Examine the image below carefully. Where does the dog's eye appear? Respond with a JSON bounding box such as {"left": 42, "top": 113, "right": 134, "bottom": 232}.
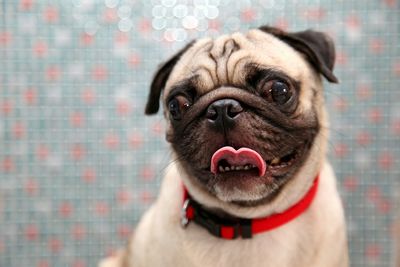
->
{"left": 264, "top": 81, "right": 292, "bottom": 105}
{"left": 271, "top": 81, "right": 291, "bottom": 104}
{"left": 168, "top": 95, "right": 191, "bottom": 120}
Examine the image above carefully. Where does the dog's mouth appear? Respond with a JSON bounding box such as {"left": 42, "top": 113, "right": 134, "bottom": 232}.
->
{"left": 210, "top": 146, "right": 302, "bottom": 176}
{"left": 210, "top": 147, "right": 266, "bottom": 176}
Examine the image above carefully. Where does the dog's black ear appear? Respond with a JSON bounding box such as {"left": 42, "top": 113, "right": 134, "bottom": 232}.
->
{"left": 145, "top": 41, "right": 195, "bottom": 115}
{"left": 259, "top": 26, "right": 338, "bottom": 83}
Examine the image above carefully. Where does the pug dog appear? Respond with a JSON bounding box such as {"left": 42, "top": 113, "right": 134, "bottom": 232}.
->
{"left": 100, "top": 25, "right": 349, "bottom": 267}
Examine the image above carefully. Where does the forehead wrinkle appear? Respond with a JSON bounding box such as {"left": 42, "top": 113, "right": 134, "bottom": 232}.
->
{"left": 193, "top": 67, "right": 217, "bottom": 94}
{"left": 227, "top": 52, "right": 251, "bottom": 85}
{"left": 191, "top": 39, "right": 213, "bottom": 59}
{"left": 209, "top": 34, "right": 232, "bottom": 60}
{"left": 189, "top": 33, "right": 251, "bottom": 92}
{"left": 188, "top": 41, "right": 219, "bottom": 87}
{"left": 209, "top": 35, "right": 238, "bottom": 85}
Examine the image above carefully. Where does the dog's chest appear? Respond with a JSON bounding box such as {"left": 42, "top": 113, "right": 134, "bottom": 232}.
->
{"left": 171, "top": 215, "right": 316, "bottom": 267}
{"left": 148, "top": 204, "right": 341, "bottom": 267}
{"left": 138, "top": 205, "right": 320, "bottom": 267}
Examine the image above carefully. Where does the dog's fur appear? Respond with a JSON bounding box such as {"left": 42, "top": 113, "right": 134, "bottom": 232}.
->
{"left": 100, "top": 26, "right": 349, "bottom": 267}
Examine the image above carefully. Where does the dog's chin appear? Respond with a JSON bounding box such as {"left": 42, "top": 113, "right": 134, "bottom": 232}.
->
{"left": 213, "top": 175, "right": 278, "bottom": 205}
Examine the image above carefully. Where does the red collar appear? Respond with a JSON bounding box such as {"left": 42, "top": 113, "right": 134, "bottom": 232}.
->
{"left": 181, "top": 175, "right": 319, "bottom": 239}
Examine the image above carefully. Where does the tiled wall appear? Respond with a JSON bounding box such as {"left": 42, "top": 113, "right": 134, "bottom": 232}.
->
{"left": 0, "top": 0, "right": 399, "bottom": 266}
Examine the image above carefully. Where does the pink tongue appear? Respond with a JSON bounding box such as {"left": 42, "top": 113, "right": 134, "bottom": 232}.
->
{"left": 210, "top": 146, "right": 266, "bottom": 176}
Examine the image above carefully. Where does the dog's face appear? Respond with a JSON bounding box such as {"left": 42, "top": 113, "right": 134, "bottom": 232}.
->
{"left": 145, "top": 26, "right": 337, "bottom": 206}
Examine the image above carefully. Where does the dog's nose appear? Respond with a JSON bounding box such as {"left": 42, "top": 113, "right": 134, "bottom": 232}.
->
{"left": 206, "top": 99, "right": 243, "bottom": 130}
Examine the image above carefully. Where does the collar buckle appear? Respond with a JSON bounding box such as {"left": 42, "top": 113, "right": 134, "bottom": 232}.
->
{"left": 239, "top": 218, "right": 252, "bottom": 239}
{"left": 194, "top": 207, "right": 228, "bottom": 237}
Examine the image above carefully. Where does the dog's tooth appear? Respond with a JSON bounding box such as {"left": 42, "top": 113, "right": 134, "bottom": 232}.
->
{"left": 219, "top": 166, "right": 224, "bottom": 172}
{"left": 225, "top": 166, "right": 230, "bottom": 171}
{"left": 271, "top": 158, "right": 281, "bottom": 165}
{"left": 236, "top": 166, "right": 243, "bottom": 170}
{"left": 244, "top": 165, "right": 249, "bottom": 170}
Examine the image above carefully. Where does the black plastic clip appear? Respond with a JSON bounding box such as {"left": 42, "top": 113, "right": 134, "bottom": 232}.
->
{"left": 240, "top": 219, "right": 252, "bottom": 239}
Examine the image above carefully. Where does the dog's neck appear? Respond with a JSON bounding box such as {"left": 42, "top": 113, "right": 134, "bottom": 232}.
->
{"left": 181, "top": 174, "right": 320, "bottom": 239}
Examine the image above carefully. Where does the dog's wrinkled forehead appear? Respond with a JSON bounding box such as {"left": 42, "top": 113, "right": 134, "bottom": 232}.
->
{"left": 163, "top": 29, "right": 315, "bottom": 99}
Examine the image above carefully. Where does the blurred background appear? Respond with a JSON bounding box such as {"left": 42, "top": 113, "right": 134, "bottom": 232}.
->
{"left": 0, "top": 0, "right": 399, "bottom": 266}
